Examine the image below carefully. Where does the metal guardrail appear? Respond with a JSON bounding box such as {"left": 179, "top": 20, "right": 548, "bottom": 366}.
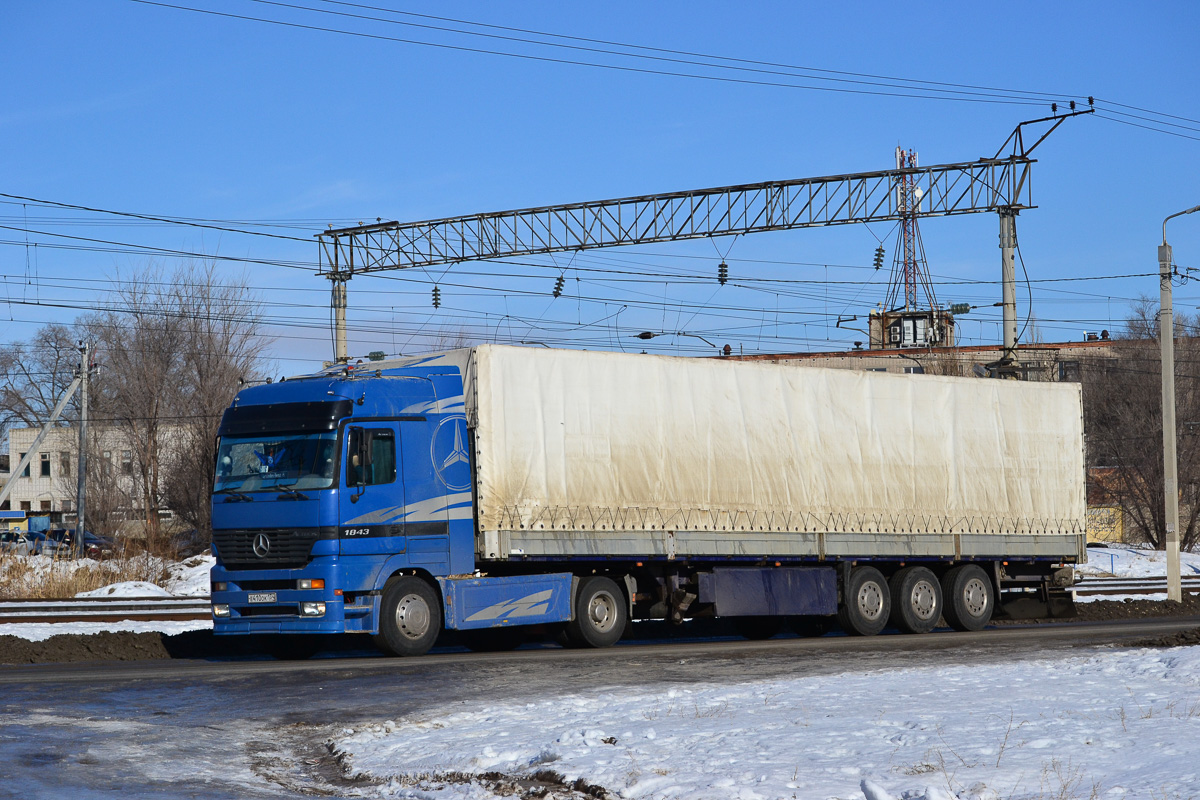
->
{"left": 0, "top": 596, "right": 212, "bottom": 624}
{"left": 1073, "top": 576, "right": 1200, "bottom": 598}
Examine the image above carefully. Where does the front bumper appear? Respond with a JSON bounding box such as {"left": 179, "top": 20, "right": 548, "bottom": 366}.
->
{"left": 210, "top": 560, "right": 379, "bottom": 635}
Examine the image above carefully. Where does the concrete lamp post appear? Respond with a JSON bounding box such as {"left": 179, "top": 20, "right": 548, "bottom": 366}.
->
{"left": 1160, "top": 204, "right": 1200, "bottom": 603}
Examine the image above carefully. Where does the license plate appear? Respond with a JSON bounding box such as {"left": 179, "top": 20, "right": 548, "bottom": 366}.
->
{"left": 247, "top": 592, "right": 277, "bottom": 604}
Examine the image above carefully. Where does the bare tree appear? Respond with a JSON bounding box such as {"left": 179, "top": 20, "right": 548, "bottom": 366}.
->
{"left": 1083, "top": 299, "right": 1200, "bottom": 550}
{"left": 160, "top": 263, "right": 269, "bottom": 535}
{"left": 0, "top": 324, "right": 83, "bottom": 438}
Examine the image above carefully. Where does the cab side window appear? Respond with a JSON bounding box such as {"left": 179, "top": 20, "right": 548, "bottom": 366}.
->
{"left": 346, "top": 428, "right": 396, "bottom": 487}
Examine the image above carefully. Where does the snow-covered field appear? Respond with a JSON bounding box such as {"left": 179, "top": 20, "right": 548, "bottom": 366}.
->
{"left": 1076, "top": 545, "right": 1200, "bottom": 578}
{"left": 335, "top": 647, "right": 1200, "bottom": 800}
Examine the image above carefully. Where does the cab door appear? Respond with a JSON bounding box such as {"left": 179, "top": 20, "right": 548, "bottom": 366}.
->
{"left": 338, "top": 423, "right": 405, "bottom": 556}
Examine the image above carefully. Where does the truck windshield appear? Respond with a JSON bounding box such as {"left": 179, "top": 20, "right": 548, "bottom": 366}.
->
{"left": 214, "top": 432, "right": 338, "bottom": 493}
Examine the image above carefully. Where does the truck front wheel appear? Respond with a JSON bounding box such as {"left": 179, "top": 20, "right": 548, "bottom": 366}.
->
{"left": 565, "top": 576, "right": 627, "bottom": 648}
{"left": 374, "top": 576, "right": 442, "bottom": 657}
{"left": 837, "top": 566, "right": 890, "bottom": 636}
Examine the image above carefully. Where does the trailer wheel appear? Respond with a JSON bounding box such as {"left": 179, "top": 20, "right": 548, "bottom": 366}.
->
{"left": 888, "top": 566, "right": 942, "bottom": 634}
{"left": 565, "top": 576, "right": 627, "bottom": 648}
{"left": 733, "top": 616, "right": 784, "bottom": 640}
{"left": 941, "top": 565, "right": 993, "bottom": 631}
{"left": 837, "top": 566, "right": 890, "bottom": 636}
{"left": 374, "top": 576, "right": 442, "bottom": 657}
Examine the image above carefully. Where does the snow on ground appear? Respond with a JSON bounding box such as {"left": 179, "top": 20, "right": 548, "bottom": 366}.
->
{"left": 1081, "top": 544, "right": 1200, "bottom": 578}
{"left": 0, "top": 619, "right": 211, "bottom": 641}
{"left": 335, "top": 646, "right": 1200, "bottom": 800}
{"left": 0, "top": 552, "right": 215, "bottom": 640}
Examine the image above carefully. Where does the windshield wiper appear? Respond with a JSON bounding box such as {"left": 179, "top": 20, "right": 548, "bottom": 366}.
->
{"left": 276, "top": 482, "right": 310, "bottom": 501}
{"left": 215, "top": 488, "right": 253, "bottom": 502}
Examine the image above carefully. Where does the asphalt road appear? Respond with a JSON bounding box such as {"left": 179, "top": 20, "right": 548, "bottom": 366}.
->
{"left": 0, "top": 617, "right": 1196, "bottom": 799}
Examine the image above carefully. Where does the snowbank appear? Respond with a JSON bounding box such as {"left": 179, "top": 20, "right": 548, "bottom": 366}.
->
{"left": 76, "top": 581, "right": 174, "bottom": 598}
{"left": 335, "top": 647, "right": 1200, "bottom": 800}
{"left": 165, "top": 554, "right": 215, "bottom": 596}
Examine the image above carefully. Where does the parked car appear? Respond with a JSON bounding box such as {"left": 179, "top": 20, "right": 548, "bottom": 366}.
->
{"left": 0, "top": 530, "right": 32, "bottom": 555}
{"left": 25, "top": 530, "right": 69, "bottom": 556}
{"left": 81, "top": 531, "right": 117, "bottom": 559}
{"left": 44, "top": 529, "right": 117, "bottom": 559}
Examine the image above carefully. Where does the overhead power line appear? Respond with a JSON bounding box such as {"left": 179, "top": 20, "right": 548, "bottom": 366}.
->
{"left": 127, "top": 0, "right": 1055, "bottom": 106}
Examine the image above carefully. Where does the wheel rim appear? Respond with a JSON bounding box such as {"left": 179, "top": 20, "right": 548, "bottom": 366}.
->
{"left": 394, "top": 592, "right": 431, "bottom": 640}
{"left": 856, "top": 581, "right": 885, "bottom": 621}
{"left": 587, "top": 590, "right": 618, "bottom": 633}
{"left": 909, "top": 580, "right": 938, "bottom": 621}
{"left": 962, "top": 577, "right": 989, "bottom": 617}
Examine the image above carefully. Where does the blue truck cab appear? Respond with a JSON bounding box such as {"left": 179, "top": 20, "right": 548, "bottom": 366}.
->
{"left": 209, "top": 355, "right": 577, "bottom": 656}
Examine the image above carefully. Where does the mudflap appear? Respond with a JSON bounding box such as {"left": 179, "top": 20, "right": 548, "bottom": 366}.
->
{"left": 998, "top": 589, "right": 1078, "bottom": 620}
{"left": 438, "top": 573, "right": 575, "bottom": 630}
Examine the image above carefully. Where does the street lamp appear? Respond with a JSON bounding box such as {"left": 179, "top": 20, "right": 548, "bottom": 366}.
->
{"left": 1160, "top": 204, "right": 1200, "bottom": 603}
{"left": 635, "top": 331, "right": 719, "bottom": 349}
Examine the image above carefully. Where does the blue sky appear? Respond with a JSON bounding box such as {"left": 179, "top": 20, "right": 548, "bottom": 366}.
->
{"left": 3, "top": 1, "right": 1199, "bottom": 370}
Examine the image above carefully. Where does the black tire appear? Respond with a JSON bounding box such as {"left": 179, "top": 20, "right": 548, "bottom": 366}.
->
{"left": 888, "top": 566, "right": 943, "bottom": 634}
{"left": 837, "top": 566, "right": 890, "bottom": 636}
{"left": 732, "top": 616, "right": 784, "bottom": 640}
{"left": 941, "top": 564, "right": 994, "bottom": 631}
{"left": 565, "top": 576, "right": 627, "bottom": 648}
{"left": 461, "top": 627, "right": 522, "bottom": 652}
{"left": 373, "top": 576, "right": 442, "bottom": 656}
{"left": 788, "top": 615, "right": 834, "bottom": 638}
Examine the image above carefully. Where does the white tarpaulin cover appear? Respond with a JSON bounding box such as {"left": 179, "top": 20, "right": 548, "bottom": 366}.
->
{"left": 467, "top": 345, "right": 1085, "bottom": 538}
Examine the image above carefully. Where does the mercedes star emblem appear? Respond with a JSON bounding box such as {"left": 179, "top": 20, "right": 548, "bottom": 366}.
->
{"left": 252, "top": 532, "right": 271, "bottom": 558}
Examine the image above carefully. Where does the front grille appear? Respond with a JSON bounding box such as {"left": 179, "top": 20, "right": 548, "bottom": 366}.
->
{"left": 213, "top": 527, "right": 334, "bottom": 570}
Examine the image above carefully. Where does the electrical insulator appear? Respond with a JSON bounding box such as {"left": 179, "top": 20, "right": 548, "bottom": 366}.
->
{"left": 873, "top": 245, "right": 885, "bottom": 270}
{"left": 553, "top": 275, "right": 565, "bottom": 298}
{"left": 717, "top": 262, "right": 728, "bottom": 285}
{"left": 432, "top": 285, "right": 441, "bottom": 309}
{"left": 950, "top": 302, "right": 970, "bottom": 315}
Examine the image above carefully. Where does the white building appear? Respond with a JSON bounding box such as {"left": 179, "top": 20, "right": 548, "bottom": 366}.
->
{"left": 1, "top": 425, "right": 181, "bottom": 529}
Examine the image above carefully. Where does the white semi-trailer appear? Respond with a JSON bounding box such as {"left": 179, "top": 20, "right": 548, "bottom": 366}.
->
{"left": 211, "top": 345, "right": 1085, "bottom": 655}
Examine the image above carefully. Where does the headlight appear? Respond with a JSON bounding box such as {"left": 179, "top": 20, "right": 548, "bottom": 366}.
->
{"left": 296, "top": 579, "right": 325, "bottom": 590}
{"left": 212, "top": 604, "right": 230, "bottom": 617}
{"left": 300, "top": 602, "right": 326, "bottom": 617}
{"left": 212, "top": 581, "right": 227, "bottom": 592}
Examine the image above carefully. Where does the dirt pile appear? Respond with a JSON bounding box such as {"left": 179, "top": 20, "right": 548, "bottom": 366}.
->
{"left": 0, "top": 631, "right": 170, "bottom": 664}
{"left": 1074, "top": 595, "right": 1200, "bottom": 622}
{"left": 1126, "top": 627, "right": 1200, "bottom": 648}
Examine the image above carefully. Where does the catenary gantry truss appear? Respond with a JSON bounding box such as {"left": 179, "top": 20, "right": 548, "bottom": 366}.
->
{"left": 318, "top": 157, "right": 1034, "bottom": 275}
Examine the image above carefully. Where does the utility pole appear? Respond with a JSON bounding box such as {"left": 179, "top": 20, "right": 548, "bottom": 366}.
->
{"left": 999, "top": 208, "right": 1020, "bottom": 374}
{"left": 330, "top": 274, "right": 349, "bottom": 364}
{"left": 74, "top": 341, "right": 90, "bottom": 558}
{"left": 1160, "top": 204, "right": 1200, "bottom": 603}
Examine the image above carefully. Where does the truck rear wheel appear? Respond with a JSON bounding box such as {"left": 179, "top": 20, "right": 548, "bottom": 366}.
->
{"left": 941, "top": 564, "right": 993, "bottom": 631}
{"left": 565, "top": 576, "right": 627, "bottom": 648}
{"left": 374, "top": 576, "right": 442, "bottom": 657}
{"left": 888, "top": 566, "right": 942, "bottom": 634}
{"left": 837, "top": 566, "right": 890, "bottom": 636}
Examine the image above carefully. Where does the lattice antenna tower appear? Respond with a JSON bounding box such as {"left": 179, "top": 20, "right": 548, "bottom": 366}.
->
{"left": 883, "top": 147, "right": 940, "bottom": 312}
